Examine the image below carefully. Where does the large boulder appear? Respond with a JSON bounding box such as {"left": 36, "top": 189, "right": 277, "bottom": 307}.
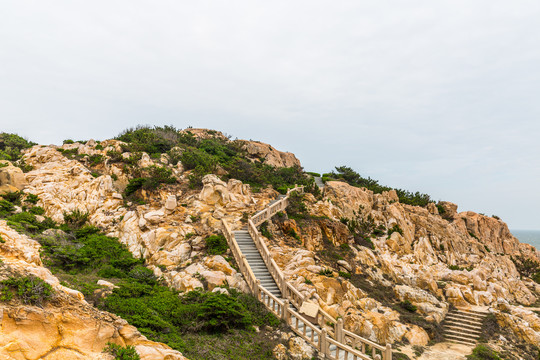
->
{"left": 0, "top": 161, "right": 28, "bottom": 192}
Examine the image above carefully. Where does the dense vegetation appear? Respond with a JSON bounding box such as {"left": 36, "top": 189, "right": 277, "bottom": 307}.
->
{"left": 466, "top": 344, "right": 502, "bottom": 360}
{"left": 116, "top": 125, "right": 316, "bottom": 193}
{"left": 0, "top": 190, "right": 281, "bottom": 359}
{"left": 0, "top": 132, "right": 36, "bottom": 162}
{"left": 328, "top": 166, "right": 433, "bottom": 207}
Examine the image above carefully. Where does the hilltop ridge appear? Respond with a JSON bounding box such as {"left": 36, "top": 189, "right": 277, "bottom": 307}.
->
{"left": 0, "top": 126, "right": 539, "bottom": 359}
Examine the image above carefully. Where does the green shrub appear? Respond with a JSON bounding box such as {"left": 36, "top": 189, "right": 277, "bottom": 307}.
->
{"left": 436, "top": 204, "right": 446, "bottom": 215}
{"left": 0, "top": 199, "right": 15, "bottom": 213}
{"left": 466, "top": 344, "right": 501, "bottom": 360}
{"left": 400, "top": 300, "right": 417, "bottom": 313}
{"left": 387, "top": 224, "right": 403, "bottom": 237}
{"left": 0, "top": 133, "right": 36, "bottom": 161}
{"left": 7, "top": 212, "right": 55, "bottom": 234}
{"left": 260, "top": 221, "right": 273, "bottom": 239}
{"left": 0, "top": 234, "right": 5, "bottom": 244}
{"left": 88, "top": 154, "right": 104, "bottom": 166}
{"left": 63, "top": 139, "right": 74, "bottom": 144}
{"left": 331, "top": 166, "right": 432, "bottom": 207}
{"left": 63, "top": 209, "right": 89, "bottom": 229}
{"left": 306, "top": 172, "right": 321, "bottom": 177}
{"left": 205, "top": 235, "right": 228, "bottom": 255}
{"left": 305, "top": 278, "right": 313, "bottom": 285}
{"left": 338, "top": 271, "right": 351, "bottom": 279}
{"left": 2, "top": 191, "right": 22, "bottom": 205}
{"left": 286, "top": 192, "right": 308, "bottom": 219}
{"left": 124, "top": 178, "right": 146, "bottom": 197}
{"left": 318, "top": 268, "right": 333, "bottom": 277}
{"left": 24, "top": 193, "right": 40, "bottom": 205}
{"left": 104, "top": 343, "right": 140, "bottom": 360}
{"left": 0, "top": 275, "right": 53, "bottom": 306}
{"left": 29, "top": 206, "right": 45, "bottom": 215}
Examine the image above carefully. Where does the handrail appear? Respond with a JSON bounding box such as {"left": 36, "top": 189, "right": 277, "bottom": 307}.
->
{"left": 221, "top": 185, "right": 391, "bottom": 360}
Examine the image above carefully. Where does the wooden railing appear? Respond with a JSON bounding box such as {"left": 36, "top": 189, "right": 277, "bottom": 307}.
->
{"left": 221, "top": 186, "right": 392, "bottom": 360}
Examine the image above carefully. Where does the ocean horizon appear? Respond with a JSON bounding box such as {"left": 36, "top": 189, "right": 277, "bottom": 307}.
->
{"left": 512, "top": 229, "right": 540, "bottom": 250}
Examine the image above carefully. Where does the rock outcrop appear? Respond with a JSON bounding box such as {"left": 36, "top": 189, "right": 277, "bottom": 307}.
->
{"left": 0, "top": 221, "right": 187, "bottom": 360}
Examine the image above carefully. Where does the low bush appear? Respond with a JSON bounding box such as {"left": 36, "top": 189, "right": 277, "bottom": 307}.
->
{"left": 400, "top": 300, "right": 417, "bottom": 313}
{"left": 338, "top": 271, "right": 351, "bottom": 279}
{"left": 466, "top": 344, "right": 502, "bottom": 360}
{"left": 0, "top": 275, "right": 53, "bottom": 306}
{"left": 104, "top": 343, "right": 140, "bottom": 360}
{"left": 205, "top": 235, "right": 228, "bottom": 255}
{"left": 0, "top": 132, "right": 36, "bottom": 161}
{"left": 331, "top": 166, "right": 433, "bottom": 207}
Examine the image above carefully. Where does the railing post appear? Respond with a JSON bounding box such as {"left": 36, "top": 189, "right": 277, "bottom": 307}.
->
{"left": 255, "top": 279, "right": 261, "bottom": 300}
{"left": 336, "top": 318, "right": 344, "bottom": 342}
{"left": 375, "top": 355, "right": 381, "bottom": 360}
{"left": 282, "top": 300, "right": 289, "bottom": 323}
{"left": 385, "top": 344, "right": 392, "bottom": 360}
{"left": 320, "top": 329, "right": 327, "bottom": 358}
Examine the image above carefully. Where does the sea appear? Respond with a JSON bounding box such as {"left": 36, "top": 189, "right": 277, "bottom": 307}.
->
{"left": 512, "top": 230, "right": 540, "bottom": 250}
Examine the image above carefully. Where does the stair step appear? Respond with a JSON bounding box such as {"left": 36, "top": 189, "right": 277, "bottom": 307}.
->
{"left": 444, "top": 320, "right": 482, "bottom": 331}
{"left": 446, "top": 315, "right": 482, "bottom": 326}
{"left": 444, "top": 325, "right": 481, "bottom": 335}
{"left": 447, "top": 312, "right": 484, "bottom": 322}
{"left": 444, "top": 333, "right": 477, "bottom": 345}
{"left": 445, "top": 329, "right": 479, "bottom": 339}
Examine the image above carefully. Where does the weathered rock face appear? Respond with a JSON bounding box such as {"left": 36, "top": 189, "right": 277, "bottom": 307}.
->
{"left": 0, "top": 161, "right": 28, "bottom": 194}
{"left": 261, "top": 180, "right": 540, "bottom": 347}
{"left": 238, "top": 140, "right": 301, "bottom": 168}
{"left": 0, "top": 222, "right": 187, "bottom": 360}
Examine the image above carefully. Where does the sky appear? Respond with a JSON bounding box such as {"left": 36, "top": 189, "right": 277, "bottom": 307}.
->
{"left": 1, "top": 1, "right": 539, "bottom": 230}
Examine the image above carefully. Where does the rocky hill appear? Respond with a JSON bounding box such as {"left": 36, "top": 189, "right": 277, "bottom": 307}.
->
{"left": 0, "top": 126, "right": 539, "bottom": 359}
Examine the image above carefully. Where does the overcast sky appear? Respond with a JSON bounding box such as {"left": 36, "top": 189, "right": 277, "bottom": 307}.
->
{"left": 1, "top": 1, "right": 539, "bottom": 230}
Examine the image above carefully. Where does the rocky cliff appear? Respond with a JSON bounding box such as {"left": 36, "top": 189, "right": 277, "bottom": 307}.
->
{"left": 0, "top": 127, "right": 539, "bottom": 359}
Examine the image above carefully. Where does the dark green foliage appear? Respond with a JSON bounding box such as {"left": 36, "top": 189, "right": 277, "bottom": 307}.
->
{"left": 29, "top": 206, "right": 45, "bottom": 215}
{"left": 117, "top": 125, "right": 182, "bottom": 155}
{"left": 436, "top": 204, "right": 446, "bottom": 215}
{"left": 318, "top": 268, "right": 334, "bottom": 277}
{"left": 0, "top": 199, "right": 15, "bottom": 213}
{"left": 0, "top": 275, "right": 53, "bottom": 306}
{"left": 466, "top": 344, "right": 502, "bottom": 360}
{"left": 88, "top": 154, "right": 104, "bottom": 166}
{"left": 2, "top": 191, "right": 22, "bottom": 205}
{"left": 42, "top": 233, "right": 141, "bottom": 272}
{"left": 388, "top": 224, "right": 403, "bottom": 237}
{"left": 63, "top": 139, "right": 74, "bottom": 144}
{"left": 306, "top": 172, "right": 321, "bottom": 177}
{"left": 0, "top": 133, "right": 36, "bottom": 161}
{"left": 286, "top": 192, "right": 308, "bottom": 220}
{"left": 63, "top": 209, "right": 89, "bottom": 229}
{"left": 400, "top": 300, "right": 417, "bottom": 312}
{"left": 260, "top": 221, "right": 273, "bottom": 239}
{"left": 104, "top": 343, "right": 140, "bottom": 360}
{"left": 332, "top": 166, "right": 433, "bottom": 207}
{"left": 511, "top": 256, "right": 540, "bottom": 283}
{"left": 117, "top": 125, "right": 312, "bottom": 193}
{"left": 124, "top": 178, "right": 146, "bottom": 197}
{"left": 205, "top": 235, "right": 228, "bottom": 255}
{"left": 305, "top": 278, "right": 313, "bottom": 285}
{"left": 338, "top": 271, "right": 351, "bottom": 279}
{"left": 342, "top": 206, "right": 376, "bottom": 248}
{"left": 469, "top": 232, "right": 479, "bottom": 240}
{"left": 24, "top": 193, "right": 40, "bottom": 205}
{"left": 0, "top": 234, "right": 5, "bottom": 243}
{"left": 123, "top": 166, "right": 177, "bottom": 197}
{"left": 7, "top": 212, "right": 54, "bottom": 234}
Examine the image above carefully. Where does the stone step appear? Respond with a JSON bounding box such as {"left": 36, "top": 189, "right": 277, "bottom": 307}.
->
{"left": 444, "top": 324, "right": 481, "bottom": 335}
{"left": 446, "top": 315, "right": 483, "bottom": 326}
{"left": 444, "top": 333, "right": 477, "bottom": 345}
{"left": 448, "top": 310, "right": 485, "bottom": 322}
{"left": 456, "top": 308, "right": 489, "bottom": 316}
{"left": 455, "top": 309, "right": 487, "bottom": 320}
{"left": 444, "top": 320, "right": 482, "bottom": 331}
{"left": 445, "top": 329, "right": 479, "bottom": 340}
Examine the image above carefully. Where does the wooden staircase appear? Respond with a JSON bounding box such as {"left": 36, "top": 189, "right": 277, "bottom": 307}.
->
{"left": 222, "top": 187, "right": 392, "bottom": 360}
